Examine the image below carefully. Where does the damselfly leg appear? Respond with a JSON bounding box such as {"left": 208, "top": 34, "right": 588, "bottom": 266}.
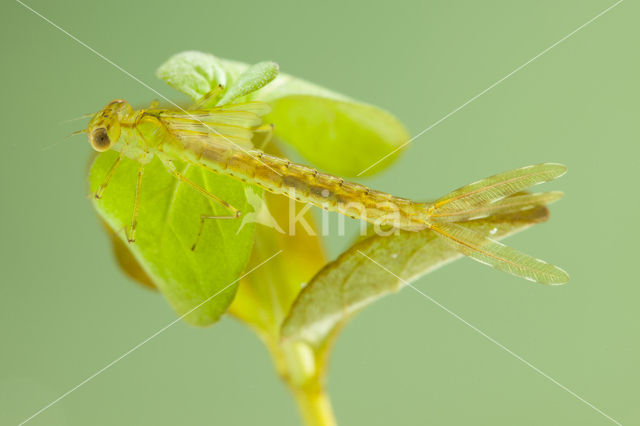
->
{"left": 127, "top": 164, "right": 145, "bottom": 243}
{"left": 160, "top": 157, "right": 241, "bottom": 250}
{"left": 94, "top": 155, "right": 122, "bottom": 199}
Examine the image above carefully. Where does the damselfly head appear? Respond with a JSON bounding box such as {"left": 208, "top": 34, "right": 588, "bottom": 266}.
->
{"left": 87, "top": 99, "right": 132, "bottom": 152}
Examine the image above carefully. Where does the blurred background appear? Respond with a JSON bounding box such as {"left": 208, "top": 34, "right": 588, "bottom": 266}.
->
{"left": 1, "top": 0, "right": 638, "bottom": 424}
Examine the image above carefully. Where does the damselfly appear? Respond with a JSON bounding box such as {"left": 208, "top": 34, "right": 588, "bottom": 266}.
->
{"left": 83, "top": 98, "right": 568, "bottom": 284}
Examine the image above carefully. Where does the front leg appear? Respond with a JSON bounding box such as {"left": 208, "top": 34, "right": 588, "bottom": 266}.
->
{"left": 94, "top": 154, "right": 122, "bottom": 199}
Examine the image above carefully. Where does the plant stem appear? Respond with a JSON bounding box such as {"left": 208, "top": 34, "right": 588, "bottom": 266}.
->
{"left": 291, "top": 386, "right": 336, "bottom": 426}
{"left": 267, "top": 338, "right": 337, "bottom": 426}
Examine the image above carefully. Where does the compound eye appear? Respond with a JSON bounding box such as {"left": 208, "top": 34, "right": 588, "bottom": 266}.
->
{"left": 90, "top": 128, "right": 111, "bottom": 151}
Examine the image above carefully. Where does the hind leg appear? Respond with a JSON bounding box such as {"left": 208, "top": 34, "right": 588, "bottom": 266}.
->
{"left": 159, "top": 156, "right": 242, "bottom": 250}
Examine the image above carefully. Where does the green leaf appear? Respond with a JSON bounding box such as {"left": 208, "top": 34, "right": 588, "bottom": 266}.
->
{"left": 281, "top": 206, "right": 551, "bottom": 347}
{"left": 156, "top": 51, "right": 409, "bottom": 177}
{"left": 155, "top": 51, "right": 244, "bottom": 101}
{"left": 217, "top": 61, "right": 279, "bottom": 106}
{"left": 99, "top": 218, "right": 156, "bottom": 290}
{"left": 265, "top": 95, "right": 409, "bottom": 177}
{"left": 89, "top": 150, "right": 259, "bottom": 326}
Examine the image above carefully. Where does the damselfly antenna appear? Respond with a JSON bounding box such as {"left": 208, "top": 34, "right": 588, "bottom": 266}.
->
{"left": 70, "top": 128, "right": 88, "bottom": 136}
{"left": 59, "top": 113, "right": 94, "bottom": 124}
{"left": 41, "top": 128, "right": 88, "bottom": 151}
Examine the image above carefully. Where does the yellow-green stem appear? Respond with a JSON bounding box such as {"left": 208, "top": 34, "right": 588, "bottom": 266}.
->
{"left": 291, "top": 386, "right": 336, "bottom": 426}
{"left": 267, "top": 338, "right": 337, "bottom": 426}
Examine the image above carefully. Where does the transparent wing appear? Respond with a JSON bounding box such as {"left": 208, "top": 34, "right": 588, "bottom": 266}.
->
{"left": 430, "top": 222, "right": 569, "bottom": 284}
{"left": 217, "top": 102, "right": 272, "bottom": 116}
{"left": 430, "top": 191, "right": 564, "bottom": 223}
{"left": 159, "top": 102, "right": 271, "bottom": 150}
{"left": 431, "top": 164, "right": 567, "bottom": 217}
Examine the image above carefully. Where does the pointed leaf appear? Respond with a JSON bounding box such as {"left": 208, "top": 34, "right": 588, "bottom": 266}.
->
{"left": 281, "top": 206, "right": 552, "bottom": 347}
{"left": 218, "top": 61, "right": 279, "bottom": 106}
{"left": 89, "top": 150, "right": 259, "bottom": 326}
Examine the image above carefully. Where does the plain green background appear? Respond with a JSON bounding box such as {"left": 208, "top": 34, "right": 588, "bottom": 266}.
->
{"left": 1, "top": 0, "right": 638, "bottom": 424}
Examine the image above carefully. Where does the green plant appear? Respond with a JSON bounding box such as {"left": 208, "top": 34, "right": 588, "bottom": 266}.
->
{"left": 88, "top": 51, "right": 562, "bottom": 425}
